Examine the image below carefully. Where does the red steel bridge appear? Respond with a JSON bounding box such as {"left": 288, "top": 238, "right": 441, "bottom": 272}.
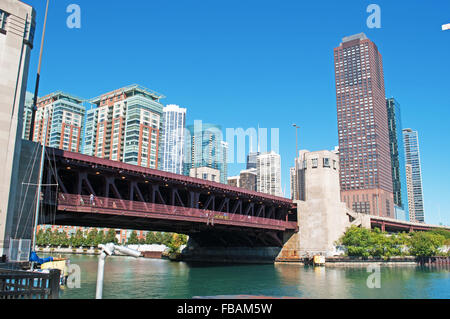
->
{"left": 38, "top": 148, "right": 446, "bottom": 249}
{"left": 40, "top": 148, "right": 298, "bottom": 248}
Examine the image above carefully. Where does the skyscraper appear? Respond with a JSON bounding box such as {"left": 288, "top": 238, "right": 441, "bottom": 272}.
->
{"left": 0, "top": 0, "right": 36, "bottom": 256}
{"left": 246, "top": 152, "right": 260, "bottom": 170}
{"left": 405, "top": 164, "right": 416, "bottom": 222}
{"left": 83, "top": 85, "right": 164, "bottom": 169}
{"left": 22, "top": 91, "right": 34, "bottom": 140}
{"left": 183, "top": 121, "right": 228, "bottom": 184}
{"left": 239, "top": 168, "right": 257, "bottom": 192}
{"left": 386, "top": 98, "right": 409, "bottom": 220}
{"left": 334, "top": 33, "right": 394, "bottom": 217}
{"left": 159, "top": 104, "right": 186, "bottom": 175}
{"left": 256, "top": 151, "right": 282, "bottom": 197}
{"left": 32, "top": 92, "right": 85, "bottom": 153}
{"left": 290, "top": 167, "right": 297, "bottom": 200}
{"left": 403, "top": 128, "right": 425, "bottom": 223}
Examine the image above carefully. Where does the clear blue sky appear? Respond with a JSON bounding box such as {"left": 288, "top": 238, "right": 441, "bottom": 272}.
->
{"left": 24, "top": 0, "right": 450, "bottom": 225}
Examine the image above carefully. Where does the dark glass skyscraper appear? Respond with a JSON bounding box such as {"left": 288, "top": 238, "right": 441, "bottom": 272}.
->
{"left": 334, "top": 33, "right": 394, "bottom": 217}
{"left": 386, "top": 98, "right": 409, "bottom": 221}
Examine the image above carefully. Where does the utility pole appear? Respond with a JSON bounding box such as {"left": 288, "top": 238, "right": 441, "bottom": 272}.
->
{"left": 29, "top": 0, "right": 50, "bottom": 141}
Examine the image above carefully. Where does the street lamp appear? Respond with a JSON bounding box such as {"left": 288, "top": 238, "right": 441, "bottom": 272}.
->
{"left": 292, "top": 124, "right": 300, "bottom": 201}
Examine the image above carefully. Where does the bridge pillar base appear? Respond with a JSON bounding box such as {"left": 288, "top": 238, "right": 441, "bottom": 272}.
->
{"left": 181, "top": 239, "right": 282, "bottom": 263}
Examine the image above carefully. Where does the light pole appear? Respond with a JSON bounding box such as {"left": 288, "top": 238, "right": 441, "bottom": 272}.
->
{"left": 293, "top": 124, "right": 300, "bottom": 201}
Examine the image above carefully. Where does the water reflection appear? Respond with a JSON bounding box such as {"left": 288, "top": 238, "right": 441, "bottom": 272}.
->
{"left": 59, "top": 255, "right": 450, "bottom": 299}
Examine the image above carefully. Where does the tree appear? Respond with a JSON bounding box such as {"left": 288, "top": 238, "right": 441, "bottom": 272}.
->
{"left": 71, "top": 229, "right": 86, "bottom": 248}
{"left": 86, "top": 229, "right": 98, "bottom": 247}
{"left": 338, "top": 226, "right": 408, "bottom": 259}
{"left": 50, "top": 230, "right": 61, "bottom": 247}
{"left": 167, "top": 234, "right": 189, "bottom": 254}
{"left": 105, "top": 229, "right": 118, "bottom": 244}
{"left": 95, "top": 230, "right": 105, "bottom": 246}
{"left": 127, "top": 230, "right": 139, "bottom": 245}
{"left": 36, "top": 229, "right": 45, "bottom": 247}
{"left": 409, "top": 232, "right": 445, "bottom": 257}
{"left": 58, "top": 231, "right": 69, "bottom": 247}
{"left": 145, "top": 232, "right": 157, "bottom": 244}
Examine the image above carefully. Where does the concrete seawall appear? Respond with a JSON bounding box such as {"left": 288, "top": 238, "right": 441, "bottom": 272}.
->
{"left": 180, "top": 246, "right": 282, "bottom": 264}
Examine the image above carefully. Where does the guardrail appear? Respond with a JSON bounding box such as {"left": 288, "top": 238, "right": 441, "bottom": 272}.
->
{"left": 58, "top": 193, "right": 298, "bottom": 231}
{"left": 0, "top": 268, "right": 60, "bottom": 299}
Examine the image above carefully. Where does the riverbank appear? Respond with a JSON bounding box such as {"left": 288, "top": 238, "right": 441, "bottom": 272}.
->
{"left": 275, "top": 256, "right": 450, "bottom": 267}
{"left": 36, "top": 246, "right": 168, "bottom": 259}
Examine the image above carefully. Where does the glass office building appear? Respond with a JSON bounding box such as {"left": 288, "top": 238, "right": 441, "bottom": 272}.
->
{"left": 183, "top": 121, "right": 227, "bottom": 184}
{"left": 403, "top": 128, "right": 425, "bottom": 223}
{"left": 386, "top": 98, "right": 409, "bottom": 221}
{"left": 159, "top": 104, "right": 186, "bottom": 175}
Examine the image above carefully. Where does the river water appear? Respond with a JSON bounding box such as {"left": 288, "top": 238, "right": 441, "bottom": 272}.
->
{"left": 58, "top": 254, "right": 450, "bottom": 299}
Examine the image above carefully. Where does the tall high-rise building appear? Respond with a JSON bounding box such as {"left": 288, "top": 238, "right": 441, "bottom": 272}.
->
{"left": 256, "top": 151, "right": 282, "bottom": 197}
{"left": 0, "top": 0, "right": 36, "bottom": 256}
{"left": 32, "top": 92, "right": 85, "bottom": 153}
{"left": 334, "top": 33, "right": 394, "bottom": 217}
{"left": 239, "top": 168, "right": 257, "bottom": 192}
{"left": 159, "top": 104, "right": 186, "bottom": 174}
{"left": 183, "top": 122, "right": 228, "bottom": 184}
{"left": 246, "top": 152, "right": 260, "bottom": 170}
{"left": 386, "top": 98, "right": 409, "bottom": 220}
{"left": 22, "top": 91, "right": 34, "bottom": 140}
{"left": 405, "top": 164, "right": 416, "bottom": 222}
{"left": 290, "top": 167, "right": 297, "bottom": 200}
{"left": 83, "top": 85, "right": 164, "bottom": 169}
{"left": 403, "top": 128, "right": 425, "bottom": 223}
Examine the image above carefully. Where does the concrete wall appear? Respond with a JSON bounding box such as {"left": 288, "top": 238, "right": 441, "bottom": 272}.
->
{"left": 0, "top": 0, "right": 35, "bottom": 256}
{"left": 278, "top": 150, "right": 371, "bottom": 260}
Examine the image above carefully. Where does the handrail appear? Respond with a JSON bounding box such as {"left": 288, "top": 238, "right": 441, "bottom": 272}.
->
{"left": 57, "top": 193, "right": 298, "bottom": 231}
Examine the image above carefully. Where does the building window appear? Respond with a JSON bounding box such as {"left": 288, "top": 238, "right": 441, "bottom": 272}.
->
{"left": 323, "top": 158, "right": 330, "bottom": 168}
{"left": 0, "top": 10, "right": 8, "bottom": 33}
{"left": 311, "top": 158, "right": 318, "bottom": 168}
{"left": 333, "top": 160, "right": 337, "bottom": 170}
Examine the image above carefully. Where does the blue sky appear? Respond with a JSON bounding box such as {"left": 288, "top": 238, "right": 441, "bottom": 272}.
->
{"left": 24, "top": 0, "right": 450, "bottom": 225}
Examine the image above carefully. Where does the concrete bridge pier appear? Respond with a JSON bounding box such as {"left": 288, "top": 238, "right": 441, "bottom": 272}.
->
{"left": 180, "top": 237, "right": 284, "bottom": 264}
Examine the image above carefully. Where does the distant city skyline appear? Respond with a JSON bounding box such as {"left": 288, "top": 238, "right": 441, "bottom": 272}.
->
{"left": 23, "top": 0, "right": 450, "bottom": 225}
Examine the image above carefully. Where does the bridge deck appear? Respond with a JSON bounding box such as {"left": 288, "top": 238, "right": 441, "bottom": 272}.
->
{"left": 57, "top": 194, "right": 299, "bottom": 232}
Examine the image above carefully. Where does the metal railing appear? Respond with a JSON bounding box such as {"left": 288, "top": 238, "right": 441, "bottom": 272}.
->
{"left": 0, "top": 268, "right": 60, "bottom": 299}
{"left": 58, "top": 193, "right": 298, "bottom": 231}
